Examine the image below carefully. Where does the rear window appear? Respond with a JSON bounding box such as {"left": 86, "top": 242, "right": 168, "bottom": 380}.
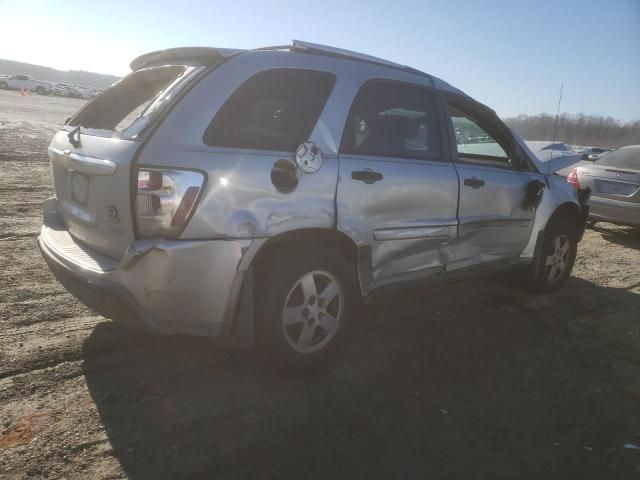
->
{"left": 203, "top": 69, "right": 336, "bottom": 152}
{"left": 67, "top": 65, "right": 189, "bottom": 137}
{"left": 596, "top": 147, "right": 640, "bottom": 170}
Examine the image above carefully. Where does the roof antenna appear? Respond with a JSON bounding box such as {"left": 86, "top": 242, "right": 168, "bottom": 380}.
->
{"left": 548, "top": 83, "right": 564, "bottom": 175}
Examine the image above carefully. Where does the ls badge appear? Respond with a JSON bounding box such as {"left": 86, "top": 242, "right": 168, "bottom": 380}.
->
{"left": 107, "top": 205, "right": 120, "bottom": 224}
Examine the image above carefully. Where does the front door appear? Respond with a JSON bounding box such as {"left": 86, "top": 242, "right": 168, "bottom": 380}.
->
{"left": 444, "top": 97, "right": 537, "bottom": 269}
{"left": 337, "top": 80, "right": 459, "bottom": 293}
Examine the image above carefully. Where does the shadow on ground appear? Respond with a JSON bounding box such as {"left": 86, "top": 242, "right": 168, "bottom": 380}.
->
{"left": 82, "top": 275, "right": 640, "bottom": 479}
{"left": 593, "top": 224, "right": 640, "bottom": 251}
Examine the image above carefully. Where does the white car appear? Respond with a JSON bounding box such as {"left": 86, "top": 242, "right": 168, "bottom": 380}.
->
{"left": 0, "top": 74, "right": 53, "bottom": 94}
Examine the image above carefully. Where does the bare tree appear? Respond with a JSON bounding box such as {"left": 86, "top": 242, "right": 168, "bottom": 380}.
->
{"left": 504, "top": 113, "right": 640, "bottom": 149}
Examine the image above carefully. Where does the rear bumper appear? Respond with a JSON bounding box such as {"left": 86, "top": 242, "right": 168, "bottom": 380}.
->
{"left": 588, "top": 196, "right": 640, "bottom": 227}
{"left": 38, "top": 198, "right": 259, "bottom": 345}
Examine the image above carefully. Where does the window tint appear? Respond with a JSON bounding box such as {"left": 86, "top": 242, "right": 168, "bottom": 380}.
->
{"left": 448, "top": 104, "right": 510, "bottom": 164}
{"left": 595, "top": 147, "right": 640, "bottom": 169}
{"left": 204, "top": 69, "right": 336, "bottom": 152}
{"left": 341, "top": 82, "right": 442, "bottom": 159}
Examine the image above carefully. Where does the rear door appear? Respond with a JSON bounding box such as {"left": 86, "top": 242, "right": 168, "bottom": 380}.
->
{"left": 48, "top": 65, "right": 196, "bottom": 259}
{"left": 337, "top": 80, "right": 459, "bottom": 292}
{"left": 444, "top": 96, "right": 536, "bottom": 269}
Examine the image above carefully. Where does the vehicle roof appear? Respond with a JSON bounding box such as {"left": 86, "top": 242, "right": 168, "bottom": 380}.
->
{"left": 129, "top": 40, "right": 470, "bottom": 98}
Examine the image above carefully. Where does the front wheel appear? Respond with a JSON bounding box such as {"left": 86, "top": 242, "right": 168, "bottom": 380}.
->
{"left": 35, "top": 86, "right": 46, "bottom": 95}
{"left": 256, "top": 246, "right": 356, "bottom": 370}
{"left": 0, "top": 81, "right": 8, "bottom": 89}
{"left": 526, "top": 218, "right": 578, "bottom": 294}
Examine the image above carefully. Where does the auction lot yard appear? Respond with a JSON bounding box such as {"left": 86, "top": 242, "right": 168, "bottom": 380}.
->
{"left": 1, "top": 89, "right": 640, "bottom": 479}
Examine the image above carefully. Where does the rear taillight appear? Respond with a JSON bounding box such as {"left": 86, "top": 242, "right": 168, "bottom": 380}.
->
{"left": 567, "top": 169, "right": 581, "bottom": 190}
{"left": 136, "top": 168, "right": 205, "bottom": 238}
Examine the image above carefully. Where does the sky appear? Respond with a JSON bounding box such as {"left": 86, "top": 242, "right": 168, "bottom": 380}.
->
{"left": 1, "top": 0, "right": 639, "bottom": 121}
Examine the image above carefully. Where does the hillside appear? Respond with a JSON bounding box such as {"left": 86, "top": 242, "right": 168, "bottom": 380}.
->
{"left": 0, "top": 59, "right": 120, "bottom": 89}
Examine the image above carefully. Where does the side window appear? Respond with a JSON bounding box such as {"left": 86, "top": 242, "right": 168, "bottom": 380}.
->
{"left": 204, "top": 69, "right": 336, "bottom": 152}
{"left": 447, "top": 103, "right": 511, "bottom": 166}
{"left": 341, "top": 82, "right": 442, "bottom": 160}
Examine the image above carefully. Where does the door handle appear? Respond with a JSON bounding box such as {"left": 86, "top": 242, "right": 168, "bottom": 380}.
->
{"left": 352, "top": 169, "right": 383, "bottom": 184}
{"left": 464, "top": 177, "right": 485, "bottom": 189}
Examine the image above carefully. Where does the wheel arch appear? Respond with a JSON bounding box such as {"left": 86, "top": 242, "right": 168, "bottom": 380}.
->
{"left": 547, "top": 201, "right": 584, "bottom": 234}
{"left": 250, "top": 228, "right": 361, "bottom": 295}
{"left": 224, "top": 228, "right": 363, "bottom": 348}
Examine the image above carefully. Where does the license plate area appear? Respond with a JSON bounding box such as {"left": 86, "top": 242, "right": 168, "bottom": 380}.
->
{"left": 70, "top": 172, "right": 90, "bottom": 205}
{"left": 595, "top": 179, "right": 638, "bottom": 197}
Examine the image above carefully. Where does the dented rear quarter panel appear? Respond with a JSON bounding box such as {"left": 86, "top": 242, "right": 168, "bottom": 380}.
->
{"left": 137, "top": 51, "right": 348, "bottom": 239}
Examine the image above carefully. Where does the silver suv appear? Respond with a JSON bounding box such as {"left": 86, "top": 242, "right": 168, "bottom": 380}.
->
{"left": 39, "top": 41, "right": 589, "bottom": 367}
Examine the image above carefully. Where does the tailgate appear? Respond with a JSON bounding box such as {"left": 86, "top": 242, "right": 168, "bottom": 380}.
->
{"left": 48, "top": 65, "right": 200, "bottom": 259}
{"left": 49, "top": 134, "right": 139, "bottom": 259}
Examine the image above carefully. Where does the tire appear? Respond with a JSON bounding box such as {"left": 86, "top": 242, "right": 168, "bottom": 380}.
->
{"left": 0, "top": 81, "right": 7, "bottom": 89}
{"left": 256, "top": 245, "right": 357, "bottom": 370}
{"left": 527, "top": 218, "right": 578, "bottom": 294}
{"left": 35, "top": 86, "right": 46, "bottom": 95}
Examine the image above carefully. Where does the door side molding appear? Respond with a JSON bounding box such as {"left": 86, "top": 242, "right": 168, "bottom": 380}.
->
{"left": 373, "top": 223, "right": 456, "bottom": 241}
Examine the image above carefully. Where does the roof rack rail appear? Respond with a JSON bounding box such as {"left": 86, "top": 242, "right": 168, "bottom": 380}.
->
{"left": 290, "top": 40, "right": 430, "bottom": 78}
{"left": 130, "top": 41, "right": 433, "bottom": 80}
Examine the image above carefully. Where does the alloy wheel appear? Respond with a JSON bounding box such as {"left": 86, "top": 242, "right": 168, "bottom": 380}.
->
{"left": 281, "top": 270, "right": 344, "bottom": 354}
{"left": 545, "top": 234, "right": 570, "bottom": 282}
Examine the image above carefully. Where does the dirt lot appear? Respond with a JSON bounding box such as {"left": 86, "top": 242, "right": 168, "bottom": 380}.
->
{"left": 1, "top": 89, "right": 640, "bottom": 479}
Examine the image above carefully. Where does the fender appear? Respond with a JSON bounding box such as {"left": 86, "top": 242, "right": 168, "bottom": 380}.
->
{"left": 520, "top": 173, "right": 583, "bottom": 260}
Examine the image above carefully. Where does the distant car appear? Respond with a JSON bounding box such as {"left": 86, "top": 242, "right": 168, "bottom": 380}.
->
{"left": 54, "top": 83, "right": 102, "bottom": 99}
{"left": 0, "top": 74, "right": 53, "bottom": 94}
{"left": 525, "top": 141, "right": 581, "bottom": 174}
{"left": 579, "top": 147, "right": 612, "bottom": 162}
{"left": 54, "top": 83, "right": 84, "bottom": 99}
{"left": 568, "top": 146, "right": 640, "bottom": 227}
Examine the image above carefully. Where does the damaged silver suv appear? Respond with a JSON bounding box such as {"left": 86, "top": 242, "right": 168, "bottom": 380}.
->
{"left": 39, "top": 41, "right": 589, "bottom": 367}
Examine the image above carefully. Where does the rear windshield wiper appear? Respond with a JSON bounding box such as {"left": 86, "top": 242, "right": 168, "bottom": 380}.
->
{"left": 67, "top": 125, "right": 81, "bottom": 147}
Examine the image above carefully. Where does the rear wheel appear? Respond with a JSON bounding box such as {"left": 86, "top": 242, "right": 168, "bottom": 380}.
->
{"left": 0, "top": 81, "right": 8, "bottom": 89}
{"left": 256, "top": 246, "right": 356, "bottom": 370}
{"left": 527, "top": 218, "right": 578, "bottom": 294}
{"left": 35, "top": 86, "right": 46, "bottom": 95}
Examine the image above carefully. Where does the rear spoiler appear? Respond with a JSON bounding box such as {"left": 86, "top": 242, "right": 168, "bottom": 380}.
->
{"left": 130, "top": 47, "right": 245, "bottom": 71}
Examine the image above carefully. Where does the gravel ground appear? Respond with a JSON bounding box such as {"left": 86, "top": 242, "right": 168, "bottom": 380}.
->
{"left": 1, "top": 89, "right": 639, "bottom": 479}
